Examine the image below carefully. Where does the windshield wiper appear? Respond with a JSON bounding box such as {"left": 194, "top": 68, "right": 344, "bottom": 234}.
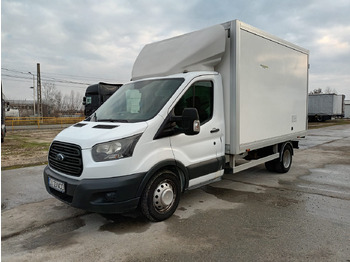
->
{"left": 97, "top": 119, "right": 129, "bottom": 123}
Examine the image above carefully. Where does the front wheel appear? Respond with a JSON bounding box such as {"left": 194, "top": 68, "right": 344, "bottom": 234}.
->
{"left": 140, "top": 170, "right": 181, "bottom": 222}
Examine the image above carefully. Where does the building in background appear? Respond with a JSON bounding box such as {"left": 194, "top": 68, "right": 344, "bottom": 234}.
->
{"left": 6, "top": 100, "right": 52, "bottom": 117}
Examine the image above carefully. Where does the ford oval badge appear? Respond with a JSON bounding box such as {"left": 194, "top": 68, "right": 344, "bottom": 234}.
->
{"left": 56, "top": 153, "right": 65, "bottom": 162}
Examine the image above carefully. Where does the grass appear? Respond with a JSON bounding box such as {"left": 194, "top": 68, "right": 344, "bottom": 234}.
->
{"left": 1, "top": 129, "right": 62, "bottom": 170}
{"left": 1, "top": 135, "right": 51, "bottom": 157}
{"left": 1, "top": 162, "right": 48, "bottom": 171}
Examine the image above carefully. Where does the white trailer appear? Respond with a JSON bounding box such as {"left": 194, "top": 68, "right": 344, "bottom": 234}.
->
{"left": 44, "top": 20, "right": 309, "bottom": 221}
{"left": 5, "top": 108, "right": 20, "bottom": 117}
{"left": 345, "top": 100, "right": 350, "bottom": 118}
{"left": 308, "top": 94, "right": 345, "bottom": 121}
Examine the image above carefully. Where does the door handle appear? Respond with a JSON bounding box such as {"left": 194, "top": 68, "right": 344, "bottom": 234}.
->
{"left": 210, "top": 128, "right": 220, "bottom": 133}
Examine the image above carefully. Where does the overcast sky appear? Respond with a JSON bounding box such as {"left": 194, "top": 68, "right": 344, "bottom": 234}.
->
{"left": 1, "top": 0, "right": 350, "bottom": 101}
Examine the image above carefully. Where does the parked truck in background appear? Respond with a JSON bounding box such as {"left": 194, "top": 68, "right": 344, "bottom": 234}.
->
{"left": 5, "top": 108, "right": 20, "bottom": 117}
{"left": 44, "top": 20, "right": 309, "bottom": 221}
{"left": 308, "top": 94, "right": 345, "bottom": 122}
{"left": 344, "top": 100, "right": 350, "bottom": 118}
{"left": 1, "top": 84, "right": 9, "bottom": 143}
{"left": 83, "top": 82, "right": 122, "bottom": 117}
{"left": 1, "top": 89, "right": 6, "bottom": 143}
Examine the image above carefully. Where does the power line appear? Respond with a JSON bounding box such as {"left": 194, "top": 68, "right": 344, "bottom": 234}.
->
{"left": 2, "top": 72, "right": 92, "bottom": 86}
{"left": 2, "top": 74, "right": 32, "bottom": 80}
{"left": 1, "top": 68, "right": 31, "bottom": 75}
{"left": 1, "top": 67, "right": 119, "bottom": 83}
{"left": 2, "top": 70, "right": 91, "bottom": 85}
{"left": 41, "top": 76, "right": 92, "bottom": 85}
{"left": 42, "top": 71, "right": 117, "bottom": 82}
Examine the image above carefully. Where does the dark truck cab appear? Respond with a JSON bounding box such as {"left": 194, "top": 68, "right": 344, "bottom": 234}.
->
{"left": 1, "top": 85, "right": 9, "bottom": 143}
{"left": 83, "top": 82, "right": 122, "bottom": 117}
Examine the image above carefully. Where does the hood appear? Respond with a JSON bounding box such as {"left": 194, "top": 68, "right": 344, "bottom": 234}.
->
{"left": 54, "top": 121, "right": 148, "bottom": 149}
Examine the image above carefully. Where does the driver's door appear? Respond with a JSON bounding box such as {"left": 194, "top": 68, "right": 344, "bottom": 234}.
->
{"left": 170, "top": 77, "right": 224, "bottom": 187}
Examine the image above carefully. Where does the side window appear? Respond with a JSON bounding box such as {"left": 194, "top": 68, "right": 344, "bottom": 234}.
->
{"left": 86, "top": 96, "right": 92, "bottom": 105}
{"left": 174, "top": 81, "right": 213, "bottom": 125}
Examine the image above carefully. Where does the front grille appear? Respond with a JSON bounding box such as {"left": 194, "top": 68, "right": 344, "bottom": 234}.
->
{"left": 49, "top": 141, "right": 83, "bottom": 177}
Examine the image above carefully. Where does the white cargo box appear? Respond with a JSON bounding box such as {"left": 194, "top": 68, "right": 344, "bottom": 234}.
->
{"left": 218, "top": 21, "right": 309, "bottom": 154}
{"left": 132, "top": 20, "right": 309, "bottom": 155}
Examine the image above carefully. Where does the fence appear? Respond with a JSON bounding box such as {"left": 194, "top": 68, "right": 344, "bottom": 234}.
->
{"left": 5, "top": 116, "right": 85, "bottom": 130}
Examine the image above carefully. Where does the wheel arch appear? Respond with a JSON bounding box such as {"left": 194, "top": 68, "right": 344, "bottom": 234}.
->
{"left": 136, "top": 160, "right": 189, "bottom": 198}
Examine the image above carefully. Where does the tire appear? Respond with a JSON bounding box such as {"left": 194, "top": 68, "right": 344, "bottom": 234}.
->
{"left": 265, "top": 160, "right": 276, "bottom": 172}
{"left": 315, "top": 115, "right": 323, "bottom": 122}
{"left": 141, "top": 170, "right": 181, "bottom": 222}
{"left": 275, "top": 144, "right": 293, "bottom": 173}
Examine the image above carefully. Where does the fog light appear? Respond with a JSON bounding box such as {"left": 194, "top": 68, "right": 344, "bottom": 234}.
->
{"left": 105, "top": 191, "right": 118, "bottom": 201}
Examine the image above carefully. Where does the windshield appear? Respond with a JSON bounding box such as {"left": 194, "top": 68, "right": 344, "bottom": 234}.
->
{"left": 91, "top": 78, "right": 184, "bottom": 123}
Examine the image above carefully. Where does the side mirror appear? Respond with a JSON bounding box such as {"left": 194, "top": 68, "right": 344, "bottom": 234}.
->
{"left": 182, "top": 108, "right": 200, "bottom": 135}
{"left": 82, "top": 97, "right": 86, "bottom": 105}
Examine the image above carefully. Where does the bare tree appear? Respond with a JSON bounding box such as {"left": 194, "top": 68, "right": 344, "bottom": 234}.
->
{"left": 324, "top": 87, "right": 337, "bottom": 94}
{"left": 61, "top": 90, "right": 83, "bottom": 116}
{"left": 309, "top": 87, "right": 338, "bottom": 95}
{"left": 42, "top": 82, "right": 83, "bottom": 116}
{"left": 42, "top": 82, "right": 62, "bottom": 116}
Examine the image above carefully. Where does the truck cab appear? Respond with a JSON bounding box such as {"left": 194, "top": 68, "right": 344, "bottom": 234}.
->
{"left": 83, "top": 82, "right": 122, "bottom": 117}
{"left": 45, "top": 72, "right": 225, "bottom": 221}
{"left": 1, "top": 90, "right": 9, "bottom": 143}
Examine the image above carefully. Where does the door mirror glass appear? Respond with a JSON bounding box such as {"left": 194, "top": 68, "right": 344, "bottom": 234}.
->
{"left": 182, "top": 108, "right": 200, "bottom": 135}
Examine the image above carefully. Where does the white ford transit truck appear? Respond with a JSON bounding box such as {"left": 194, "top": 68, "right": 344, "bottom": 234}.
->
{"left": 44, "top": 20, "right": 309, "bottom": 221}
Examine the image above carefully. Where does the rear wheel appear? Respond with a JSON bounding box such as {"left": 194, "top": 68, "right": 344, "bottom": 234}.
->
{"left": 265, "top": 143, "right": 293, "bottom": 173}
{"left": 315, "top": 115, "right": 323, "bottom": 122}
{"left": 141, "top": 170, "right": 181, "bottom": 222}
{"left": 275, "top": 144, "right": 293, "bottom": 173}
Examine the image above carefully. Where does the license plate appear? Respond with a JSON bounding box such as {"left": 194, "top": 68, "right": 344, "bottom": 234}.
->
{"left": 48, "top": 177, "right": 65, "bottom": 193}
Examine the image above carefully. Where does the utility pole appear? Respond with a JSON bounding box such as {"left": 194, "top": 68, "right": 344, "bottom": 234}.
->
{"left": 28, "top": 72, "right": 36, "bottom": 116}
{"left": 37, "top": 63, "right": 42, "bottom": 117}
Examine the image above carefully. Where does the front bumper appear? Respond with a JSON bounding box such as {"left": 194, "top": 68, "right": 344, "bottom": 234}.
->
{"left": 43, "top": 166, "right": 146, "bottom": 214}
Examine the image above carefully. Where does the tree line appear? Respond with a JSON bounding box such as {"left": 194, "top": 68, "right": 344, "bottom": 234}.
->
{"left": 309, "top": 87, "right": 337, "bottom": 95}
{"left": 42, "top": 82, "right": 84, "bottom": 116}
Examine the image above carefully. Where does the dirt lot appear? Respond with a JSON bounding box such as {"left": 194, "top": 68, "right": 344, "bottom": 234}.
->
{"left": 308, "top": 118, "right": 350, "bottom": 129}
{"left": 1, "top": 128, "right": 64, "bottom": 169}
{"left": 1, "top": 119, "right": 349, "bottom": 170}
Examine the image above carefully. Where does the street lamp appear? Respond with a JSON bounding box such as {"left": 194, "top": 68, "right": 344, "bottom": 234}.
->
{"left": 28, "top": 72, "right": 36, "bottom": 116}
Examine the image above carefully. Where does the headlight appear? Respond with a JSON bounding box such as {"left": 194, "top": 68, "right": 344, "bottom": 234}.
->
{"left": 92, "top": 134, "right": 142, "bottom": 162}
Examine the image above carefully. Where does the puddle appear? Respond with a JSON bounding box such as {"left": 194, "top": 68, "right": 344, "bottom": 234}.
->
{"left": 22, "top": 217, "right": 85, "bottom": 251}
{"left": 202, "top": 185, "right": 255, "bottom": 202}
{"left": 301, "top": 165, "right": 350, "bottom": 187}
{"left": 99, "top": 214, "right": 151, "bottom": 234}
{"left": 304, "top": 194, "right": 350, "bottom": 225}
{"left": 296, "top": 164, "right": 350, "bottom": 200}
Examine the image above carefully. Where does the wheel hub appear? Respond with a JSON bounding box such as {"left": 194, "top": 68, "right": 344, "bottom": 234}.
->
{"left": 283, "top": 150, "right": 291, "bottom": 168}
{"left": 153, "top": 182, "right": 174, "bottom": 211}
